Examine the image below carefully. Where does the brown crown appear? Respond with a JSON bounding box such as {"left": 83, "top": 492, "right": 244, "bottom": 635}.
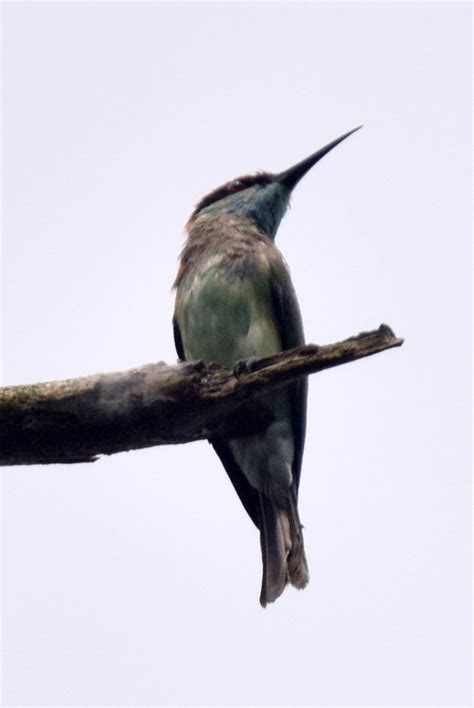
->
{"left": 190, "top": 172, "right": 272, "bottom": 219}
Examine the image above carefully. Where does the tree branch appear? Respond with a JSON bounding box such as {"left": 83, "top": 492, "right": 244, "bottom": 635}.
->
{"left": 0, "top": 324, "right": 403, "bottom": 466}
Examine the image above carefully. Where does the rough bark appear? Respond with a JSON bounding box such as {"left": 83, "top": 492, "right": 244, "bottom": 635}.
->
{"left": 0, "top": 324, "right": 403, "bottom": 466}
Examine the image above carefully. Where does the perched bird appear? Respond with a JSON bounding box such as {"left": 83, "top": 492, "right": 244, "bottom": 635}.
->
{"left": 173, "top": 127, "right": 361, "bottom": 606}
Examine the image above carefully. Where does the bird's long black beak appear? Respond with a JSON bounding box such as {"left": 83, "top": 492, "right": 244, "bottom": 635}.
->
{"left": 276, "top": 126, "right": 362, "bottom": 191}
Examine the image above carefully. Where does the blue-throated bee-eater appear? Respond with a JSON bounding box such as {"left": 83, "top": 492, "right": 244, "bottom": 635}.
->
{"left": 173, "top": 127, "right": 361, "bottom": 606}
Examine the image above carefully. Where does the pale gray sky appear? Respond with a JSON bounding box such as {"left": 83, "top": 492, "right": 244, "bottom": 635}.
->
{"left": 1, "top": 2, "right": 471, "bottom": 705}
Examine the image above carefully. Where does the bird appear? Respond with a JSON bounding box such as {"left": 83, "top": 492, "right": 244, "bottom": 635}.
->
{"left": 173, "top": 127, "right": 361, "bottom": 606}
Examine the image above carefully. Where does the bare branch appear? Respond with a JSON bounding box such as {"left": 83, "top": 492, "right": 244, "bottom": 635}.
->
{"left": 0, "top": 324, "right": 403, "bottom": 466}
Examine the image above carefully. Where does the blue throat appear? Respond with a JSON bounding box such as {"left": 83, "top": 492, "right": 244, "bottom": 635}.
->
{"left": 196, "top": 182, "right": 291, "bottom": 239}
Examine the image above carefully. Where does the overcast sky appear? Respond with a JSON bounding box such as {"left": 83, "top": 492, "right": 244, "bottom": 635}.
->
{"left": 1, "top": 2, "right": 471, "bottom": 705}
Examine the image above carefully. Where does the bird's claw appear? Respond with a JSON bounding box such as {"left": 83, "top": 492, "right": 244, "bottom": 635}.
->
{"left": 234, "top": 356, "right": 258, "bottom": 379}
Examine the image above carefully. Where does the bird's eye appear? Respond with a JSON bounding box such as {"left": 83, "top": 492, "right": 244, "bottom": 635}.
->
{"left": 231, "top": 180, "right": 242, "bottom": 190}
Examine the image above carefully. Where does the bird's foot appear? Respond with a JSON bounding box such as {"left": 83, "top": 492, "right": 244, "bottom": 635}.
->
{"left": 233, "top": 356, "right": 259, "bottom": 379}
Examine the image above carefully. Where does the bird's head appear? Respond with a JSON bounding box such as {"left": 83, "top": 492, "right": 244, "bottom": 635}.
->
{"left": 189, "top": 126, "right": 362, "bottom": 239}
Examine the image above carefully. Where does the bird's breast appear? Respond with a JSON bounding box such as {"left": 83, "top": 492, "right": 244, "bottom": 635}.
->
{"left": 175, "top": 253, "right": 281, "bottom": 367}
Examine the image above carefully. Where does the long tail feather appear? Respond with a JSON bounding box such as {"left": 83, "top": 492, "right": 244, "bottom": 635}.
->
{"left": 258, "top": 493, "right": 309, "bottom": 607}
{"left": 287, "top": 494, "right": 309, "bottom": 589}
